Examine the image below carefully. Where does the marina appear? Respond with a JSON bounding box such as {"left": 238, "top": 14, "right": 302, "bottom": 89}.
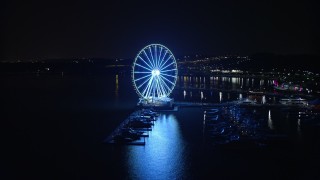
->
{"left": 105, "top": 98, "right": 318, "bottom": 148}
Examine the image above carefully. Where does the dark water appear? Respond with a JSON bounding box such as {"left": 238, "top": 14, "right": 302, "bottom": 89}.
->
{"left": 1, "top": 72, "right": 320, "bottom": 179}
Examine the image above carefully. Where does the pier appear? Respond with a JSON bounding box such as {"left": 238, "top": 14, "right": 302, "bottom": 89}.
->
{"left": 104, "top": 109, "right": 159, "bottom": 145}
{"left": 174, "top": 100, "right": 310, "bottom": 109}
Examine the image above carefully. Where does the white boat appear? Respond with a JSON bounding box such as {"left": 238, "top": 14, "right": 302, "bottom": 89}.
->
{"left": 238, "top": 98, "right": 257, "bottom": 105}
{"left": 279, "top": 98, "right": 308, "bottom": 106}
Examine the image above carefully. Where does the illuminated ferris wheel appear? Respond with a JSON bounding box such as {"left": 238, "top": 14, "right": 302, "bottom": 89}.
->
{"left": 132, "top": 44, "right": 178, "bottom": 99}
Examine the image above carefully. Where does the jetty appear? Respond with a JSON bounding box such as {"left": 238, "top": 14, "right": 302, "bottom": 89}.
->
{"left": 104, "top": 109, "right": 159, "bottom": 145}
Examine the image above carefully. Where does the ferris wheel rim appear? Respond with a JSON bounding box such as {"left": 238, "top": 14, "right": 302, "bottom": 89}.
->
{"left": 132, "top": 44, "right": 178, "bottom": 99}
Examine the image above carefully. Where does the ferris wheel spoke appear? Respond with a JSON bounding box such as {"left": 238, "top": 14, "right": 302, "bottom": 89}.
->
{"left": 134, "top": 74, "right": 151, "bottom": 82}
{"left": 158, "top": 77, "right": 168, "bottom": 96}
{"left": 158, "top": 47, "right": 163, "bottom": 69}
{"left": 160, "top": 50, "right": 170, "bottom": 67}
{"left": 148, "top": 77, "right": 157, "bottom": 97}
{"left": 153, "top": 80, "right": 157, "bottom": 97}
{"left": 160, "top": 61, "right": 175, "bottom": 71}
{"left": 159, "top": 55, "right": 173, "bottom": 69}
{"left": 160, "top": 69, "right": 177, "bottom": 73}
{"left": 142, "top": 76, "right": 154, "bottom": 97}
{"left": 154, "top": 45, "right": 159, "bottom": 68}
{"left": 142, "top": 50, "right": 155, "bottom": 68}
{"left": 161, "top": 73, "right": 177, "bottom": 78}
{"left": 134, "top": 71, "right": 151, "bottom": 74}
{"left": 148, "top": 47, "right": 156, "bottom": 69}
{"left": 159, "top": 50, "right": 168, "bottom": 68}
{"left": 138, "top": 56, "right": 153, "bottom": 70}
{"left": 153, "top": 78, "right": 158, "bottom": 97}
{"left": 158, "top": 76, "right": 171, "bottom": 94}
{"left": 149, "top": 78, "right": 156, "bottom": 97}
{"left": 155, "top": 78, "right": 163, "bottom": 97}
{"left": 155, "top": 79, "right": 160, "bottom": 97}
{"left": 155, "top": 82, "right": 161, "bottom": 97}
{"left": 160, "top": 74, "right": 175, "bottom": 86}
{"left": 137, "top": 75, "right": 152, "bottom": 89}
{"left": 147, "top": 77, "right": 156, "bottom": 97}
{"left": 135, "top": 63, "right": 152, "bottom": 71}
{"left": 159, "top": 82, "right": 165, "bottom": 97}
{"left": 159, "top": 76, "right": 171, "bottom": 91}
{"left": 146, "top": 80, "right": 152, "bottom": 97}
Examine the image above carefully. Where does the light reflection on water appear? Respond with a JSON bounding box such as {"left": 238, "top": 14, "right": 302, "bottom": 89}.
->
{"left": 173, "top": 75, "right": 279, "bottom": 103}
{"left": 262, "top": 95, "right": 266, "bottom": 104}
{"left": 110, "top": 74, "right": 318, "bottom": 179}
{"left": 268, "top": 110, "right": 274, "bottom": 130}
{"left": 126, "top": 114, "right": 188, "bottom": 180}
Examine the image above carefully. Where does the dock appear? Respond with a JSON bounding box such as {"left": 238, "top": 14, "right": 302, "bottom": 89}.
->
{"left": 107, "top": 139, "right": 146, "bottom": 146}
{"left": 104, "top": 109, "right": 158, "bottom": 145}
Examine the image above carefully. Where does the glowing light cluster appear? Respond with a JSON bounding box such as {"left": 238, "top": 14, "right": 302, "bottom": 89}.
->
{"left": 132, "top": 44, "right": 178, "bottom": 99}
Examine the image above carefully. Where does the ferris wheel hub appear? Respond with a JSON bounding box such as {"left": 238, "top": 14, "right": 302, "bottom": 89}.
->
{"left": 151, "top": 69, "right": 160, "bottom": 76}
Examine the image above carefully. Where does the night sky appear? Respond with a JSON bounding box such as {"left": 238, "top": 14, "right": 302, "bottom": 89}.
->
{"left": 1, "top": 0, "right": 319, "bottom": 60}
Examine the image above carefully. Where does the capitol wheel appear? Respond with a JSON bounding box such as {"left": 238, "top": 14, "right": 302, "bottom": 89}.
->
{"left": 132, "top": 44, "right": 178, "bottom": 99}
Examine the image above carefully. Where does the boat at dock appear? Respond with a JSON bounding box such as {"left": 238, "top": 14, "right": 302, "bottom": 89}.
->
{"left": 111, "top": 135, "right": 146, "bottom": 145}
{"left": 104, "top": 108, "right": 158, "bottom": 145}
{"left": 279, "top": 97, "right": 308, "bottom": 106}
{"left": 140, "top": 108, "right": 159, "bottom": 117}
{"left": 126, "top": 119, "right": 153, "bottom": 128}
{"left": 236, "top": 98, "right": 257, "bottom": 105}
{"left": 120, "top": 128, "right": 144, "bottom": 139}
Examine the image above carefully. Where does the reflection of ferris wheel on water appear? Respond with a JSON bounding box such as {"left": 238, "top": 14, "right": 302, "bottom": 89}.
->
{"left": 132, "top": 44, "right": 178, "bottom": 99}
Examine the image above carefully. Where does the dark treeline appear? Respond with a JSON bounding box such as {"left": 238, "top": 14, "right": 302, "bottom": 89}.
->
{"left": 0, "top": 54, "right": 319, "bottom": 74}
{"left": 0, "top": 58, "right": 132, "bottom": 75}
{"left": 247, "top": 53, "right": 320, "bottom": 73}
